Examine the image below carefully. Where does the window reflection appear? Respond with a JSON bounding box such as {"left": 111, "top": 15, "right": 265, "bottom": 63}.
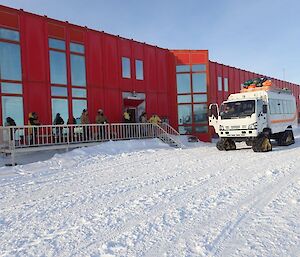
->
{"left": 192, "top": 73, "right": 207, "bottom": 93}
{"left": 1, "top": 83, "right": 22, "bottom": 94}
{"left": 0, "top": 42, "right": 22, "bottom": 81}
{"left": 193, "top": 94, "right": 207, "bottom": 103}
{"left": 224, "top": 78, "right": 229, "bottom": 92}
{"left": 176, "top": 65, "right": 190, "bottom": 72}
{"left": 122, "top": 57, "right": 131, "bottom": 78}
{"left": 51, "top": 98, "right": 68, "bottom": 124}
{"left": 51, "top": 86, "right": 68, "bottom": 97}
{"left": 192, "top": 64, "right": 206, "bottom": 72}
{"left": 71, "top": 54, "right": 86, "bottom": 86}
{"left": 135, "top": 60, "right": 144, "bottom": 80}
{"left": 70, "top": 42, "right": 84, "bottom": 54}
{"left": 178, "top": 126, "right": 192, "bottom": 135}
{"left": 177, "top": 95, "right": 191, "bottom": 103}
{"left": 2, "top": 96, "right": 24, "bottom": 125}
{"left": 178, "top": 104, "right": 192, "bottom": 125}
{"left": 218, "top": 76, "right": 222, "bottom": 91}
{"left": 176, "top": 74, "right": 191, "bottom": 94}
{"left": 49, "top": 38, "right": 66, "bottom": 50}
{"left": 72, "top": 99, "right": 87, "bottom": 124}
{"left": 50, "top": 51, "right": 67, "bottom": 85}
{"left": 0, "top": 28, "right": 19, "bottom": 41}
{"left": 72, "top": 88, "right": 87, "bottom": 98}
{"left": 193, "top": 104, "right": 208, "bottom": 124}
{"left": 195, "top": 126, "right": 208, "bottom": 133}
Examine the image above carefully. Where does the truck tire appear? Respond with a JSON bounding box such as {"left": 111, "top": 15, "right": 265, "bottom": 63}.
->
{"left": 252, "top": 135, "right": 272, "bottom": 152}
{"left": 278, "top": 130, "right": 295, "bottom": 146}
{"left": 216, "top": 138, "right": 236, "bottom": 151}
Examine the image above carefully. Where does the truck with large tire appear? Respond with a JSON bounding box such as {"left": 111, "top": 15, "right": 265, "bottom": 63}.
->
{"left": 208, "top": 78, "right": 297, "bottom": 152}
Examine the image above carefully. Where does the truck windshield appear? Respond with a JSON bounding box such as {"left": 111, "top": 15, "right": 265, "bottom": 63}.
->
{"left": 220, "top": 100, "right": 255, "bottom": 119}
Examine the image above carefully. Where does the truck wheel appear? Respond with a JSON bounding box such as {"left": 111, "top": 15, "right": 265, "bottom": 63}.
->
{"left": 252, "top": 135, "right": 272, "bottom": 152}
{"left": 245, "top": 139, "right": 253, "bottom": 146}
{"left": 216, "top": 139, "right": 225, "bottom": 151}
{"left": 278, "top": 130, "right": 295, "bottom": 146}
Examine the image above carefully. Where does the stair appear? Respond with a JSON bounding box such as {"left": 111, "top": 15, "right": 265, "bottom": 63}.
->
{"left": 154, "top": 124, "right": 183, "bottom": 148}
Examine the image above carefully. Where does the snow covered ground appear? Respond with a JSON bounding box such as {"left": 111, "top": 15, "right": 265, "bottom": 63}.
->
{"left": 0, "top": 132, "right": 300, "bottom": 257}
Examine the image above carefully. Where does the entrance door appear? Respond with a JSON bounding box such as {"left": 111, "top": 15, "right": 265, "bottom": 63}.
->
{"left": 127, "top": 108, "right": 136, "bottom": 123}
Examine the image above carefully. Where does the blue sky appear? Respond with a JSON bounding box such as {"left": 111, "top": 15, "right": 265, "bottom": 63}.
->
{"left": 1, "top": 0, "right": 300, "bottom": 84}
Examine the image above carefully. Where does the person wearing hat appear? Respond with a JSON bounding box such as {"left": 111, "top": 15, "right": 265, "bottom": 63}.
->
{"left": 95, "top": 109, "right": 109, "bottom": 140}
{"left": 80, "top": 109, "right": 90, "bottom": 141}
{"left": 95, "top": 109, "right": 108, "bottom": 124}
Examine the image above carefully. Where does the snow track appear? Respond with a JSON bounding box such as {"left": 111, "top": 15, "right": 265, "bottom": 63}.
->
{"left": 1, "top": 137, "right": 300, "bottom": 256}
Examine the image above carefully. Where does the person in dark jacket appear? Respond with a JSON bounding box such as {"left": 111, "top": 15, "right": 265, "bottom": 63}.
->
{"left": 28, "top": 112, "right": 40, "bottom": 144}
{"left": 53, "top": 113, "right": 64, "bottom": 140}
{"left": 5, "top": 117, "right": 16, "bottom": 141}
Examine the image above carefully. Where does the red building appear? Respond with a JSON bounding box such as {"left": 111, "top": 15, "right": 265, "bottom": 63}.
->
{"left": 0, "top": 5, "right": 299, "bottom": 142}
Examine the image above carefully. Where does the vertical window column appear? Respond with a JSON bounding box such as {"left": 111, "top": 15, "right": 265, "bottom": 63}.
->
{"left": 0, "top": 27, "right": 24, "bottom": 126}
{"left": 49, "top": 38, "right": 68, "bottom": 124}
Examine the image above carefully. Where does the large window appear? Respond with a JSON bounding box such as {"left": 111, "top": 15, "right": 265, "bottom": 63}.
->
{"left": 0, "top": 28, "right": 24, "bottom": 126}
{"left": 70, "top": 54, "right": 86, "bottom": 86}
{"left": 122, "top": 57, "right": 131, "bottom": 78}
{"left": 135, "top": 60, "right": 144, "bottom": 80}
{"left": 49, "top": 50, "right": 67, "bottom": 85}
{"left": 176, "top": 63, "right": 208, "bottom": 134}
{"left": 48, "top": 39, "right": 87, "bottom": 124}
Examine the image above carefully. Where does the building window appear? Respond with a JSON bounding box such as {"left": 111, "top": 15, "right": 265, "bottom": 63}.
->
{"left": 0, "top": 27, "right": 20, "bottom": 41}
{"left": 51, "top": 98, "right": 68, "bottom": 124}
{"left": 192, "top": 73, "right": 207, "bottom": 93}
{"left": 49, "top": 50, "right": 67, "bottom": 85}
{"left": 178, "top": 104, "right": 192, "bottom": 125}
{"left": 176, "top": 74, "right": 191, "bottom": 93}
{"left": 135, "top": 60, "right": 144, "bottom": 80}
{"left": 122, "top": 57, "right": 131, "bottom": 78}
{"left": 0, "top": 28, "right": 24, "bottom": 126}
{"left": 192, "top": 64, "right": 206, "bottom": 72}
{"left": 2, "top": 96, "right": 24, "bottom": 126}
{"left": 178, "top": 126, "right": 192, "bottom": 135}
{"left": 177, "top": 95, "right": 192, "bottom": 104}
{"left": 49, "top": 38, "right": 66, "bottom": 50}
{"left": 176, "top": 65, "right": 190, "bottom": 73}
{"left": 70, "top": 42, "right": 85, "bottom": 54}
{"left": 1, "top": 82, "right": 22, "bottom": 94}
{"left": 72, "top": 99, "right": 87, "bottom": 124}
{"left": 51, "top": 86, "right": 68, "bottom": 97}
{"left": 193, "top": 104, "right": 208, "bottom": 124}
{"left": 72, "top": 88, "right": 87, "bottom": 98}
{"left": 193, "top": 94, "right": 207, "bottom": 103}
{"left": 70, "top": 54, "right": 86, "bottom": 86}
{"left": 218, "top": 76, "right": 222, "bottom": 91}
{"left": 0, "top": 42, "right": 22, "bottom": 81}
{"left": 224, "top": 78, "right": 229, "bottom": 92}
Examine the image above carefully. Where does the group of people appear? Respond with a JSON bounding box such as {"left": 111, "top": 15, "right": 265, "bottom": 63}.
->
{"left": 123, "top": 110, "right": 162, "bottom": 125}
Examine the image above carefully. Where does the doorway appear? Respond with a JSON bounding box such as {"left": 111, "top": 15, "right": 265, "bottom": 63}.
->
{"left": 127, "top": 108, "right": 136, "bottom": 123}
{"left": 122, "top": 92, "right": 146, "bottom": 122}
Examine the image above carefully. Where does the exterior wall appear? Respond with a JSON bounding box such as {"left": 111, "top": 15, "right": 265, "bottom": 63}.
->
{"left": 0, "top": 5, "right": 176, "bottom": 128}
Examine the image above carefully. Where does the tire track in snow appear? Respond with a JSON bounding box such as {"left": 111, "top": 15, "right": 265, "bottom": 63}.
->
{"left": 141, "top": 153, "right": 300, "bottom": 257}
{"left": 77, "top": 151, "right": 268, "bottom": 255}
{"left": 209, "top": 162, "right": 300, "bottom": 257}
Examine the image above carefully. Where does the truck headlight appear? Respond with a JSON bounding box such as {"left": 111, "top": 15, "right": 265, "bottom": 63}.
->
{"left": 248, "top": 122, "right": 257, "bottom": 130}
{"left": 219, "top": 125, "right": 225, "bottom": 131}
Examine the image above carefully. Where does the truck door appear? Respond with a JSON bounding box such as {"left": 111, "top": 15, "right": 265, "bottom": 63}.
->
{"left": 208, "top": 103, "right": 219, "bottom": 132}
{"left": 257, "top": 100, "right": 268, "bottom": 130}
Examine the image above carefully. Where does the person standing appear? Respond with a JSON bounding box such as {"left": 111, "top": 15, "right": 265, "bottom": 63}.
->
{"left": 53, "top": 113, "right": 64, "bottom": 140}
{"left": 28, "top": 112, "right": 41, "bottom": 144}
{"left": 139, "top": 112, "right": 148, "bottom": 138}
{"left": 5, "top": 117, "right": 16, "bottom": 141}
{"left": 80, "top": 109, "right": 90, "bottom": 141}
{"left": 149, "top": 113, "right": 161, "bottom": 125}
{"left": 95, "top": 109, "right": 109, "bottom": 140}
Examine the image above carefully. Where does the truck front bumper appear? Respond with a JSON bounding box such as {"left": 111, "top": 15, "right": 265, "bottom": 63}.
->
{"left": 219, "top": 129, "right": 258, "bottom": 138}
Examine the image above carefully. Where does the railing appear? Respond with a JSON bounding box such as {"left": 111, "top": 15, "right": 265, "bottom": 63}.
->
{"left": 160, "top": 122, "right": 180, "bottom": 136}
{"left": 0, "top": 123, "right": 180, "bottom": 151}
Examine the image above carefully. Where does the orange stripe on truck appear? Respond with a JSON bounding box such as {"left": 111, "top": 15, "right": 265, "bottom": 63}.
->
{"left": 271, "top": 113, "right": 297, "bottom": 124}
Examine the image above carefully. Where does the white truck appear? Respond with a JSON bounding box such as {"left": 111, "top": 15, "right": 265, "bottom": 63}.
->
{"left": 208, "top": 85, "right": 297, "bottom": 152}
